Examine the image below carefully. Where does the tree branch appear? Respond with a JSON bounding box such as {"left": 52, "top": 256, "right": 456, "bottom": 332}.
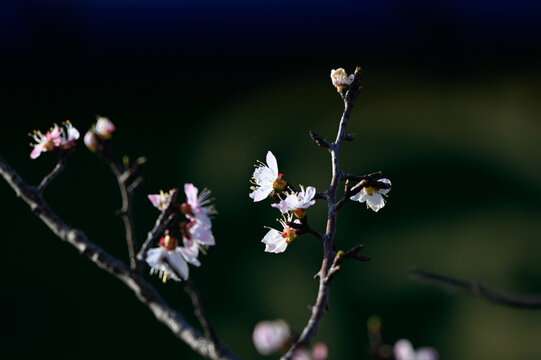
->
{"left": 410, "top": 268, "right": 541, "bottom": 309}
{"left": 281, "top": 67, "right": 365, "bottom": 360}
{"left": 0, "top": 155, "right": 241, "bottom": 360}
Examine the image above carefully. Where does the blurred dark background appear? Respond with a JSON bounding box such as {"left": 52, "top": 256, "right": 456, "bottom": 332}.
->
{"left": 2, "top": 1, "right": 541, "bottom": 359}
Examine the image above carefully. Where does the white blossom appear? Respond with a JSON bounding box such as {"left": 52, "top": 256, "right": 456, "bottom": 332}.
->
{"left": 271, "top": 185, "right": 316, "bottom": 217}
{"left": 351, "top": 178, "right": 391, "bottom": 212}
{"left": 250, "top": 151, "right": 286, "bottom": 202}
{"left": 261, "top": 214, "right": 299, "bottom": 254}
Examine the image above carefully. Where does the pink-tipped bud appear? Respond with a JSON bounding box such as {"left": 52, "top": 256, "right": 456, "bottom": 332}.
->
{"left": 95, "top": 117, "right": 115, "bottom": 139}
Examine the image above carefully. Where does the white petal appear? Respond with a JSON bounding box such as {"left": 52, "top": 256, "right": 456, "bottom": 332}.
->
{"left": 266, "top": 151, "right": 279, "bottom": 175}
{"left": 184, "top": 183, "right": 199, "bottom": 207}
{"left": 304, "top": 186, "right": 316, "bottom": 201}
{"left": 367, "top": 193, "right": 386, "bottom": 212}
{"left": 378, "top": 178, "right": 392, "bottom": 195}
{"left": 261, "top": 229, "right": 287, "bottom": 253}
{"left": 190, "top": 221, "right": 215, "bottom": 246}
{"left": 176, "top": 246, "right": 201, "bottom": 267}
{"left": 165, "top": 252, "right": 189, "bottom": 280}
{"left": 146, "top": 247, "right": 166, "bottom": 268}
{"left": 350, "top": 191, "right": 362, "bottom": 201}
{"left": 250, "top": 186, "right": 273, "bottom": 202}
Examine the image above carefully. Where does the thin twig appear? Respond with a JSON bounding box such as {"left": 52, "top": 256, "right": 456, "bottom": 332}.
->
{"left": 0, "top": 155, "right": 241, "bottom": 360}
{"left": 107, "top": 156, "right": 144, "bottom": 269}
{"left": 410, "top": 268, "right": 541, "bottom": 309}
{"left": 309, "top": 131, "right": 332, "bottom": 150}
{"left": 326, "top": 244, "right": 369, "bottom": 283}
{"left": 136, "top": 190, "right": 179, "bottom": 271}
{"left": 184, "top": 279, "right": 223, "bottom": 355}
{"left": 161, "top": 256, "right": 223, "bottom": 356}
{"left": 38, "top": 156, "right": 68, "bottom": 192}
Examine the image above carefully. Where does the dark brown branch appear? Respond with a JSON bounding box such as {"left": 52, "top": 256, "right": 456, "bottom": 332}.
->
{"left": 342, "top": 171, "right": 383, "bottom": 182}
{"left": 410, "top": 269, "right": 541, "bottom": 309}
{"left": 281, "top": 67, "right": 364, "bottom": 360}
{"left": 0, "top": 155, "right": 241, "bottom": 360}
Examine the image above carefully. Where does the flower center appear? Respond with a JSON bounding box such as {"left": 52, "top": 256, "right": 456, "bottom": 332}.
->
{"left": 282, "top": 227, "right": 298, "bottom": 244}
{"left": 273, "top": 174, "right": 287, "bottom": 191}
{"left": 293, "top": 208, "right": 306, "bottom": 219}
{"left": 159, "top": 234, "right": 178, "bottom": 250}
{"left": 181, "top": 203, "right": 194, "bottom": 217}
{"left": 364, "top": 186, "right": 377, "bottom": 196}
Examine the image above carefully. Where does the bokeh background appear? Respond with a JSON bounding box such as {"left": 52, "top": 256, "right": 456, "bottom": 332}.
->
{"left": 2, "top": 1, "right": 541, "bottom": 359}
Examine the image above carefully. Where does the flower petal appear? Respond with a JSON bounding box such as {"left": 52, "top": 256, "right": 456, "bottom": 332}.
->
{"left": 176, "top": 245, "right": 201, "bottom": 267}
{"left": 184, "top": 183, "right": 199, "bottom": 207}
{"left": 250, "top": 186, "right": 273, "bottom": 202}
{"left": 266, "top": 151, "right": 278, "bottom": 175}
{"left": 165, "top": 251, "right": 189, "bottom": 280}
{"left": 262, "top": 228, "right": 287, "bottom": 253}
{"left": 366, "top": 193, "right": 386, "bottom": 212}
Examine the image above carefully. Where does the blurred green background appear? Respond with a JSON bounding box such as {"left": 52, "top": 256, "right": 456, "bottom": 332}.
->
{"left": 2, "top": 1, "right": 541, "bottom": 359}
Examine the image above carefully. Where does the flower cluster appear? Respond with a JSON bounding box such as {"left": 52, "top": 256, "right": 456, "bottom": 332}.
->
{"left": 29, "top": 121, "right": 80, "bottom": 159}
{"left": 250, "top": 151, "right": 317, "bottom": 254}
{"left": 84, "top": 117, "right": 116, "bottom": 152}
{"left": 146, "top": 184, "right": 216, "bottom": 282}
{"left": 394, "top": 339, "right": 439, "bottom": 360}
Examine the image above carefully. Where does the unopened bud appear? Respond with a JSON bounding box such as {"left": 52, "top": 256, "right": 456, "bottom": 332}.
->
{"left": 84, "top": 130, "right": 99, "bottom": 152}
